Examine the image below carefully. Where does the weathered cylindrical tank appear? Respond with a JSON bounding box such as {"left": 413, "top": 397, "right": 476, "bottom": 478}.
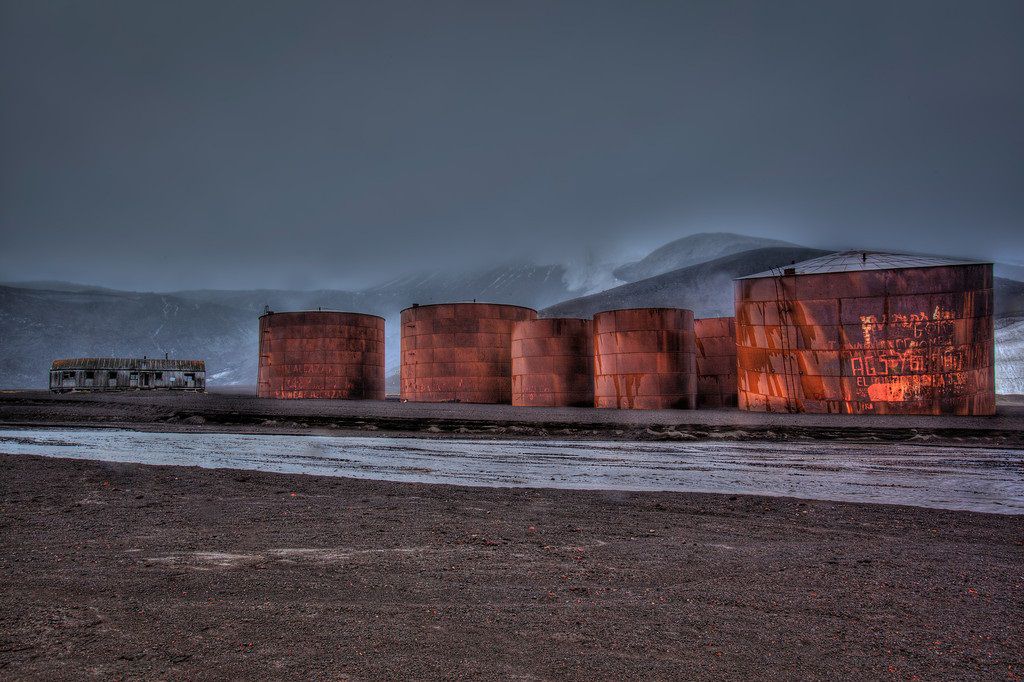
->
{"left": 511, "top": 318, "right": 594, "bottom": 407}
{"left": 257, "top": 311, "right": 385, "bottom": 400}
{"left": 400, "top": 303, "right": 538, "bottom": 403}
{"left": 735, "top": 252, "right": 995, "bottom": 415}
{"left": 592, "top": 308, "right": 697, "bottom": 410}
{"left": 695, "top": 317, "right": 738, "bottom": 408}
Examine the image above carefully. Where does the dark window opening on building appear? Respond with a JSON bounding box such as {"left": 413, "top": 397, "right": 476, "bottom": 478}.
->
{"left": 155, "top": 372, "right": 162, "bottom": 380}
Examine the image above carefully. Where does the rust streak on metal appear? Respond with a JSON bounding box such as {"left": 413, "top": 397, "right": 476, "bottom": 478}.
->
{"left": 257, "top": 311, "right": 385, "bottom": 400}
{"left": 400, "top": 303, "right": 537, "bottom": 404}
{"left": 511, "top": 318, "right": 594, "bottom": 407}
{"left": 695, "top": 317, "right": 737, "bottom": 408}
{"left": 593, "top": 308, "right": 697, "bottom": 410}
{"left": 735, "top": 254, "right": 994, "bottom": 415}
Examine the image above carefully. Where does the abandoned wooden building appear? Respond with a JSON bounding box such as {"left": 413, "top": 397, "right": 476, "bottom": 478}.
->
{"left": 49, "top": 357, "right": 206, "bottom": 392}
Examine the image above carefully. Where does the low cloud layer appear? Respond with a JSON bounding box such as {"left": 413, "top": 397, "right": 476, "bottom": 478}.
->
{"left": 2, "top": 0, "right": 1022, "bottom": 290}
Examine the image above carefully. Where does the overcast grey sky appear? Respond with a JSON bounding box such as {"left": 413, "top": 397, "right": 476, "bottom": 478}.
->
{"left": 1, "top": 0, "right": 1022, "bottom": 291}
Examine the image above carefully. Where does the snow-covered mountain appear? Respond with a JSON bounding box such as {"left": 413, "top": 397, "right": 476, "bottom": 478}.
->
{"left": 613, "top": 232, "right": 795, "bottom": 282}
{"left": 545, "top": 246, "right": 830, "bottom": 319}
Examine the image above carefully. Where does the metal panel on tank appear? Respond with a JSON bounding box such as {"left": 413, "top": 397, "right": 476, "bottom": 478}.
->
{"left": 511, "top": 318, "right": 593, "bottom": 407}
{"left": 695, "top": 317, "right": 737, "bottom": 408}
{"left": 257, "top": 311, "right": 385, "bottom": 400}
{"left": 735, "top": 253, "right": 994, "bottom": 415}
{"left": 592, "top": 308, "right": 697, "bottom": 410}
{"left": 400, "top": 303, "right": 538, "bottom": 403}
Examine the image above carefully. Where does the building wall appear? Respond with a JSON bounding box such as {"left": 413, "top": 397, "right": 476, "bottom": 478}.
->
{"left": 49, "top": 367, "right": 205, "bottom": 392}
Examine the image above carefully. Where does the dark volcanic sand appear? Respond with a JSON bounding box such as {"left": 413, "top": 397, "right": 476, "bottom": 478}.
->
{"left": 1, "top": 455, "right": 1021, "bottom": 680}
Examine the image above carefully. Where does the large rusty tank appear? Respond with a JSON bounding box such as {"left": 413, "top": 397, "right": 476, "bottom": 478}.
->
{"left": 593, "top": 308, "right": 697, "bottom": 410}
{"left": 400, "top": 303, "right": 537, "bottom": 403}
{"left": 695, "top": 316, "right": 737, "bottom": 408}
{"left": 258, "top": 311, "right": 385, "bottom": 400}
{"left": 734, "top": 252, "right": 994, "bottom": 415}
{"left": 511, "top": 318, "right": 594, "bottom": 407}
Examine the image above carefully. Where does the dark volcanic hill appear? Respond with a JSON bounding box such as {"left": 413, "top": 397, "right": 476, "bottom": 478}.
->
{"left": 544, "top": 246, "right": 830, "bottom": 319}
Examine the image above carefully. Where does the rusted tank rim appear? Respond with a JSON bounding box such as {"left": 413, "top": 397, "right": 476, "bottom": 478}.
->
{"left": 735, "top": 261, "right": 994, "bottom": 281}
{"left": 534, "top": 316, "right": 591, "bottom": 321}
{"left": 401, "top": 302, "right": 539, "bottom": 315}
{"left": 593, "top": 307, "right": 691, "bottom": 315}
{"left": 259, "top": 310, "right": 385, "bottom": 321}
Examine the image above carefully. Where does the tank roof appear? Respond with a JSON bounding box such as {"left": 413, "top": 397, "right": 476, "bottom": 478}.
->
{"left": 400, "top": 302, "right": 538, "bottom": 313}
{"left": 258, "top": 310, "right": 384, "bottom": 320}
{"left": 738, "top": 251, "right": 990, "bottom": 280}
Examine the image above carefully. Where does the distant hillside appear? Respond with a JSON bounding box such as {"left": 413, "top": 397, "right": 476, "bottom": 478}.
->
{"left": 545, "top": 246, "right": 829, "bottom": 319}
{"left": 613, "top": 232, "right": 795, "bottom": 282}
{"left": 0, "top": 263, "right": 586, "bottom": 389}
{"left": 0, "top": 285, "right": 255, "bottom": 389}
{"left": 996, "top": 277, "right": 1024, "bottom": 315}
{"left": 995, "top": 263, "right": 1024, "bottom": 282}
{"left": 4, "top": 233, "right": 1022, "bottom": 393}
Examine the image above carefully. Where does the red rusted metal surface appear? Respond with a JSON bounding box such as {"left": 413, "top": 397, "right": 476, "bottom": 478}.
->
{"left": 735, "top": 254, "right": 994, "bottom": 415}
{"left": 511, "top": 318, "right": 594, "bottom": 407}
{"left": 257, "top": 311, "right": 385, "bottom": 400}
{"left": 593, "top": 308, "right": 697, "bottom": 410}
{"left": 401, "top": 303, "right": 538, "bottom": 403}
{"left": 694, "top": 317, "right": 737, "bottom": 408}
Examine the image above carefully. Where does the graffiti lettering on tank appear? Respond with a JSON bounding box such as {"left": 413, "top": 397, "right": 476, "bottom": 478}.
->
{"left": 850, "top": 306, "right": 968, "bottom": 403}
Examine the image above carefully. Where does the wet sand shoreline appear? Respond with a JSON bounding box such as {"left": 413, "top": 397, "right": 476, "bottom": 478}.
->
{"left": 3, "top": 390, "right": 1024, "bottom": 447}
{"left": 2, "top": 427, "right": 1021, "bottom": 514}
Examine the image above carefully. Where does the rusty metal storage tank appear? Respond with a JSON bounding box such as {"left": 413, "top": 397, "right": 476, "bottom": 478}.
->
{"left": 695, "top": 317, "right": 738, "bottom": 408}
{"left": 400, "top": 303, "right": 537, "bottom": 403}
{"left": 511, "top": 318, "right": 594, "bottom": 407}
{"left": 258, "top": 310, "right": 385, "bottom": 400}
{"left": 735, "top": 252, "right": 994, "bottom": 415}
{"left": 593, "top": 308, "right": 697, "bottom": 410}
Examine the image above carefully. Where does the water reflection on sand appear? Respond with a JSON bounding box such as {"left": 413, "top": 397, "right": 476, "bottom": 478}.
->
{"left": 0, "top": 428, "right": 1021, "bottom": 514}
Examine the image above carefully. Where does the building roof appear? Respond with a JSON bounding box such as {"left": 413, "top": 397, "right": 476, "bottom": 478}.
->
{"left": 738, "top": 251, "right": 989, "bottom": 280}
{"left": 51, "top": 358, "right": 206, "bottom": 372}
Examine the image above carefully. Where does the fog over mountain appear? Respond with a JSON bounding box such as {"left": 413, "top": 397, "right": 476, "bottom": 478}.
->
{"left": 3, "top": 232, "right": 1023, "bottom": 394}
{"left": 2, "top": 2, "right": 1022, "bottom": 394}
